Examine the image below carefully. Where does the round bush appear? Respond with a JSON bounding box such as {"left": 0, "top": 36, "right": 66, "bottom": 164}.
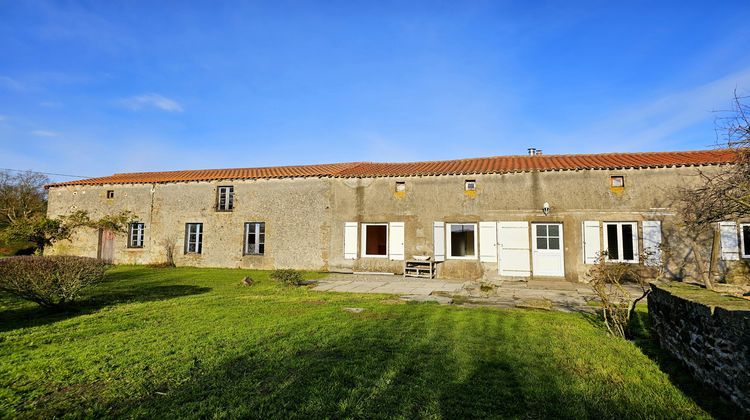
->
{"left": 270, "top": 269, "right": 304, "bottom": 286}
{"left": 0, "top": 256, "right": 110, "bottom": 308}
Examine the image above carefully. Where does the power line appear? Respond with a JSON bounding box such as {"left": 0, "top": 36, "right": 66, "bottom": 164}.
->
{"left": 0, "top": 168, "right": 92, "bottom": 179}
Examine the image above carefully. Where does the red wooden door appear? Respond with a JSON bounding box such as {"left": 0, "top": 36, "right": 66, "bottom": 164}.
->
{"left": 98, "top": 229, "right": 115, "bottom": 263}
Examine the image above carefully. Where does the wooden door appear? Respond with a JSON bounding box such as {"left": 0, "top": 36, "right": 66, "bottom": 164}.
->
{"left": 98, "top": 229, "right": 115, "bottom": 263}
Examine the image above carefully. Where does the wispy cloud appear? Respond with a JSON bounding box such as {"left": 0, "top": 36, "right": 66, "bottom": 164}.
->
{"left": 0, "top": 75, "right": 24, "bottom": 91}
{"left": 545, "top": 66, "right": 750, "bottom": 152}
{"left": 31, "top": 130, "right": 60, "bottom": 137}
{"left": 120, "top": 93, "right": 183, "bottom": 112}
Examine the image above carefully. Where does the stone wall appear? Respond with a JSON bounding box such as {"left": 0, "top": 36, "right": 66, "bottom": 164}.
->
{"left": 648, "top": 284, "right": 750, "bottom": 414}
{"left": 46, "top": 165, "right": 737, "bottom": 280}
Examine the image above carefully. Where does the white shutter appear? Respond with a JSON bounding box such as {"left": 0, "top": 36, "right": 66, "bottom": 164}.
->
{"left": 344, "top": 222, "right": 358, "bottom": 260}
{"left": 389, "top": 222, "right": 405, "bottom": 261}
{"left": 719, "top": 221, "right": 740, "bottom": 260}
{"left": 498, "top": 221, "right": 531, "bottom": 276}
{"left": 479, "top": 221, "right": 498, "bottom": 262}
{"left": 433, "top": 222, "right": 445, "bottom": 262}
{"left": 642, "top": 221, "right": 662, "bottom": 266}
{"left": 582, "top": 221, "right": 601, "bottom": 264}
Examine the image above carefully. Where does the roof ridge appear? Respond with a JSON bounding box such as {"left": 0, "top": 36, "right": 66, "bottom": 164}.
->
{"left": 45, "top": 148, "right": 740, "bottom": 189}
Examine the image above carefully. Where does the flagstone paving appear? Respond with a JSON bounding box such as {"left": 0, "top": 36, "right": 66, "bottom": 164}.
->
{"left": 314, "top": 273, "right": 648, "bottom": 312}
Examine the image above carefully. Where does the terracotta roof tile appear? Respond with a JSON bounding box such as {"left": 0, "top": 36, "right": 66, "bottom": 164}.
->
{"left": 46, "top": 149, "right": 739, "bottom": 188}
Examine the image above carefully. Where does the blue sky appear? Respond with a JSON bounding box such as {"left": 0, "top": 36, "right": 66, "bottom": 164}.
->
{"left": 1, "top": 1, "right": 749, "bottom": 181}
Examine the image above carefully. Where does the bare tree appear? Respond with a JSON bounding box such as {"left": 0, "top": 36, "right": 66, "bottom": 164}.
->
{"left": 0, "top": 170, "right": 50, "bottom": 226}
{"left": 676, "top": 91, "right": 750, "bottom": 288}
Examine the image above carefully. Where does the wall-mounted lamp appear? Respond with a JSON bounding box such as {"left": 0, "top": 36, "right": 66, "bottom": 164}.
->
{"left": 542, "top": 202, "right": 550, "bottom": 216}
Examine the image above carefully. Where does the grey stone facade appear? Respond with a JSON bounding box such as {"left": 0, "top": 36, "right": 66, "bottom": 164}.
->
{"left": 46, "top": 164, "right": 747, "bottom": 281}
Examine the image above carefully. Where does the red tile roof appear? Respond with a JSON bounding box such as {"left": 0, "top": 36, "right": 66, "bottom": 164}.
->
{"left": 46, "top": 149, "right": 739, "bottom": 188}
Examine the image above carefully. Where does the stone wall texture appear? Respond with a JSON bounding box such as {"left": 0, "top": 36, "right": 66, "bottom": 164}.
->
{"left": 648, "top": 284, "right": 750, "bottom": 414}
{"left": 46, "top": 165, "right": 747, "bottom": 280}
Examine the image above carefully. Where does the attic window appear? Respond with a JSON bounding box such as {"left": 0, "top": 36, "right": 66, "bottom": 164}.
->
{"left": 610, "top": 176, "right": 624, "bottom": 188}
{"left": 465, "top": 180, "right": 476, "bottom": 191}
{"left": 106, "top": 190, "right": 115, "bottom": 199}
{"left": 395, "top": 181, "right": 406, "bottom": 192}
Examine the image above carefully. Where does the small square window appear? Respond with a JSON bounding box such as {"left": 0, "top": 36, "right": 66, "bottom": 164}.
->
{"left": 395, "top": 181, "right": 406, "bottom": 193}
{"left": 465, "top": 180, "right": 477, "bottom": 191}
{"left": 610, "top": 176, "right": 624, "bottom": 188}
{"left": 106, "top": 190, "right": 115, "bottom": 199}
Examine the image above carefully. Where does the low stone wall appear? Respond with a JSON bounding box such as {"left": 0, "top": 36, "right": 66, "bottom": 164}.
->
{"left": 648, "top": 284, "right": 750, "bottom": 414}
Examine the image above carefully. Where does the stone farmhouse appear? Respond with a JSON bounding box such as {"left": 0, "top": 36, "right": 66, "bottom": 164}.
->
{"left": 45, "top": 149, "right": 749, "bottom": 282}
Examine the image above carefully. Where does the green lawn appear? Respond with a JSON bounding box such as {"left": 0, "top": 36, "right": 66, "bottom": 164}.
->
{"left": 0, "top": 266, "right": 734, "bottom": 418}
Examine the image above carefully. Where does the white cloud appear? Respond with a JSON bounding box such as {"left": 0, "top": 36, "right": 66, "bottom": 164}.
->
{"left": 545, "top": 66, "right": 750, "bottom": 152}
{"left": 120, "top": 93, "right": 183, "bottom": 112}
{"left": 31, "top": 130, "right": 60, "bottom": 137}
{"left": 0, "top": 75, "right": 24, "bottom": 91}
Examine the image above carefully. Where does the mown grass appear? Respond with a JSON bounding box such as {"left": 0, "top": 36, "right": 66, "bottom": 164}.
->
{"left": 0, "top": 266, "right": 735, "bottom": 418}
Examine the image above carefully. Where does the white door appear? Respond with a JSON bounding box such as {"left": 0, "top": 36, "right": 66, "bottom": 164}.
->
{"left": 497, "top": 222, "right": 531, "bottom": 277}
{"left": 532, "top": 223, "right": 564, "bottom": 277}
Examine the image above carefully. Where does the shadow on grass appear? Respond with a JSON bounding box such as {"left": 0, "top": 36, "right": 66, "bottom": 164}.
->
{"left": 86, "top": 309, "right": 719, "bottom": 419}
{"left": 0, "top": 284, "right": 211, "bottom": 333}
{"left": 630, "top": 310, "right": 737, "bottom": 420}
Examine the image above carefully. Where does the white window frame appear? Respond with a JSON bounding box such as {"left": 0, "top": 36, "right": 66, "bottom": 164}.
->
{"left": 128, "top": 222, "right": 145, "bottom": 248}
{"left": 361, "top": 223, "right": 389, "bottom": 258}
{"left": 464, "top": 180, "right": 476, "bottom": 191}
{"left": 603, "top": 222, "right": 639, "bottom": 263}
{"left": 217, "top": 186, "right": 234, "bottom": 211}
{"left": 185, "top": 223, "right": 203, "bottom": 254}
{"left": 532, "top": 223, "right": 563, "bottom": 252}
{"left": 741, "top": 223, "right": 750, "bottom": 259}
{"left": 446, "top": 223, "right": 478, "bottom": 260}
{"left": 244, "top": 222, "right": 265, "bottom": 255}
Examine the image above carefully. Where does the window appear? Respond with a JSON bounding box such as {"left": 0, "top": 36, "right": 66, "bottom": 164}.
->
{"left": 216, "top": 186, "right": 234, "bottom": 211}
{"left": 106, "top": 190, "right": 115, "bottom": 199}
{"left": 447, "top": 223, "right": 477, "bottom": 259}
{"left": 185, "top": 223, "right": 203, "bottom": 254}
{"left": 610, "top": 176, "right": 624, "bottom": 188}
{"left": 362, "top": 223, "right": 388, "bottom": 257}
{"left": 535, "top": 223, "right": 561, "bottom": 250}
{"left": 128, "top": 222, "right": 144, "bottom": 248}
{"left": 244, "top": 222, "right": 265, "bottom": 255}
{"left": 395, "top": 181, "right": 406, "bottom": 193}
{"left": 604, "top": 222, "right": 638, "bottom": 262}
{"left": 465, "top": 180, "right": 476, "bottom": 191}
{"left": 742, "top": 224, "right": 750, "bottom": 258}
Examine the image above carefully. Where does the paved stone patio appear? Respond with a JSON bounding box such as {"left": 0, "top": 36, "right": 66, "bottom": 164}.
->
{"left": 314, "top": 273, "right": 648, "bottom": 312}
{"left": 314, "top": 273, "right": 464, "bottom": 295}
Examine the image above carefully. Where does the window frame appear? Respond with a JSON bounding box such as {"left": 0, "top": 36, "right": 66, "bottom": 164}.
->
{"left": 602, "top": 222, "right": 639, "bottom": 263}
{"left": 127, "top": 222, "right": 145, "bottom": 248}
{"left": 106, "top": 190, "right": 115, "bottom": 199}
{"left": 464, "top": 180, "right": 477, "bottom": 191}
{"left": 216, "top": 186, "right": 234, "bottom": 212}
{"left": 244, "top": 222, "right": 266, "bottom": 256}
{"left": 446, "top": 222, "right": 478, "bottom": 260}
{"left": 361, "top": 223, "right": 389, "bottom": 258}
{"left": 741, "top": 223, "right": 750, "bottom": 259}
{"left": 395, "top": 181, "right": 406, "bottom": 193}
{"left": 184, "top": 223, "right": 204, "bottom": 254}
{"left": 532, "top": 222, "right": 562, "bottom": 253}
{"left": 609, "top": 175, "right": 624, "bottom": 188}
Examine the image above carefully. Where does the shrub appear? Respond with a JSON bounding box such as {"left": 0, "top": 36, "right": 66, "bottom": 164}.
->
{"left": 586, "top": 249, "right": 663, "bottom": 338}
{"left": 0, "top": 256, "right": 110, "bottom": 308}
{"left": 270, "top": 269, "right": 304, "bottom": 286}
